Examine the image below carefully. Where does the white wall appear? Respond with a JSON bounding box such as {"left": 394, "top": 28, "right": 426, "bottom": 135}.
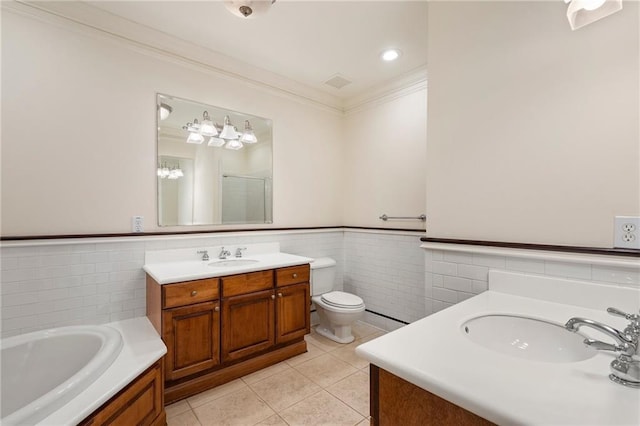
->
{"left": 343, "top": 86, "right": 427, "bottom": 230}
{"left": 426, "top": 1, "right": 639, "bottom": 248}
{"left": 0, "top": 9, "right": 343, "bottom": 236}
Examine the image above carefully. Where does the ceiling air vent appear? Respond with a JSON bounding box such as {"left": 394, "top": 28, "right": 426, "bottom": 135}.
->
{"left": 324, "top": 74, "right": 352, "bottom": 90}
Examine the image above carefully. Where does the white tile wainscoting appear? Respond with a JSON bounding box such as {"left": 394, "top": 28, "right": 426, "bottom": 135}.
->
{"left": 2, "top": 229, "right": 638, "bottom": 338}
{"left": 423, "top": 243, "right": 640, "bottom": 313}
{"left": 0, "top": 230, "right": 344, "bottom": 338}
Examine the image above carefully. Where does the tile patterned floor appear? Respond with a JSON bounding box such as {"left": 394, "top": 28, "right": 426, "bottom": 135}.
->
{"left": 166, "top": 321, "right": 385, "bottom": 426}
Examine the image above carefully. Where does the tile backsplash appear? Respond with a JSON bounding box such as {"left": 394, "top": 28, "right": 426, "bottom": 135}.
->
{"left": 2, "top": 230, "right": 638, "bottom": 338}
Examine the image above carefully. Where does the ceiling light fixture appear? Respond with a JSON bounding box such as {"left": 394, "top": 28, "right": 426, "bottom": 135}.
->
{"left": 159, "top": 103, "right": 173, "bottom": 120}
{"left": 224, "top": 0, "right": 276, "bottom": 19}
{"left": 381, "top": 48, "right": 402, "bottom": 62}
{"left": 565, "top": 0, "right": 622, "bottom": 30}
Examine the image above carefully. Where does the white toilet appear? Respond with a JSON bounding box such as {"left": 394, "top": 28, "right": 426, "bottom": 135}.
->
{"left": 310, "top": 257, "right": 365, "bottom": 344}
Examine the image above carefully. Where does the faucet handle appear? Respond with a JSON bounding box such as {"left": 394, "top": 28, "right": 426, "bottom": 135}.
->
{"left": 608, "top": 307, "right": 640, "bottom": 322}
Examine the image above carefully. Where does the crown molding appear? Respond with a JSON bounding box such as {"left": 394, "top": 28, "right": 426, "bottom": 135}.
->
{"left": 4, "top": 0, "right": 344, "bottom": 114}
{"left": 4, "top": 1, "right": 429, "bottom": 115}
{"left": 343, "top": 66, "right": 428, "bottom": 115}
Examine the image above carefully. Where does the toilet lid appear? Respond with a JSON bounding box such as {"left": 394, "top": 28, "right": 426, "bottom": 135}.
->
{"left": 321, "top": 291, "right": 364, "bottom": 308}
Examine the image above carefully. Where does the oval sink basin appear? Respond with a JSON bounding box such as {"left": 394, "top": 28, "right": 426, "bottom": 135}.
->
{"left": 208, "top": 259, "right": 259, "bottom": 268}
{"left": 462, "top": 315, "right": 596, "bottom": 363}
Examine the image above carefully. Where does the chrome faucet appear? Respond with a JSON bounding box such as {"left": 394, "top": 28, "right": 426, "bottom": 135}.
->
{"left": 218, "top": 247, "right": 231, "bottom": 259}
{"left": 235, "top": 247, "right": 247, "bottom": 258}
{"left": 197, "top": 250, "right": 209, "bottom": 261}
{"left": 565, "top": 307, "right": 640, "bottom": 388}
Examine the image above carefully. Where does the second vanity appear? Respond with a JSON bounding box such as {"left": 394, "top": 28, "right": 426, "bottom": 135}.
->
{"left": 357, "top": 269, "right": 640, "bottom": 425}
{"left": 144, "top": 243, "right": 313, "bottom": 403}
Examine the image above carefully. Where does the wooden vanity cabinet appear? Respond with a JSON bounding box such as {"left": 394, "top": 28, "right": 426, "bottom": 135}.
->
{"left": 275, "top": 265, "right": 311, "bottom": 344}
{"left": 164, "top": 301, "right": 220, "bottom": 380}
{"left": 370, "top": 365, "right": 494, "bottom": 426}
{"left": 147, "top": 277, "right": 221, "bottom": 381}
{"left": 146, "top": 264, "right": 311, "bottom": 404}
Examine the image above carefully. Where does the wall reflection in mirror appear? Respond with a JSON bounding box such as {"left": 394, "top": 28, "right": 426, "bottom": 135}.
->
{"left": 157, "top": 94, "right": 273, "bottom": 226}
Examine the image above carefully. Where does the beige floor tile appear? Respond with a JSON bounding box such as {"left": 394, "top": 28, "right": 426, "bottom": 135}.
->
{"left": 330, "top": 341, "right": 369, "bottom": 369}
{"left": 167, "top": 410, "right": 202, "bottom": 426}
{"left": 294, "top": 353, "right": 358, "bottom": 388}
{"left": 286, "top": 341, "right": 325, "bottom": 367}
{"left": 187, "top": 379, "right": 247, "bottom": 409}
{"left": 360, "top": 365, "right": 370, "bottom": 375}
{"left": 351, "top": 322, "right": 383, "bottom": 340}
{"left": 355, "top": 419, "right": 370, "bottom": 426}
{"left": 326, "top": 371, "right": 370, "bottom": 417}
{"left": 305, "top": 328, "right": 344, "bottom": 352}
{"left": 249, "top": 367, "right": 322, "bottom": 412}
{"left": 256, "top": 414, "right": 289, "bottom": 425}
{"left": 279, "top": 390, "right": 364, "bottom": 426}
{"left": 242, "top": 361, "right": 292, "bottom": 385}
{"left": 356, "top": 331, "right": 386, "bottom": 344}
{"left": 193, "top": 387, "right": 274, "bottom": 426}
{"left": 165, "top": 399, "right": 192, "bottom": 419}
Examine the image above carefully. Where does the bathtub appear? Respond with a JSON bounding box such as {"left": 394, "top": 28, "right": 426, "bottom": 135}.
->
{"left": 1, "top": 325, "right": 123, "bottom": 426}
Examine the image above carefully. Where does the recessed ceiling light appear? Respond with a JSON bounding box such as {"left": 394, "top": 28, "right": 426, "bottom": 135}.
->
{"left": 381, "top": 48, "right": 402, "bottom": 62}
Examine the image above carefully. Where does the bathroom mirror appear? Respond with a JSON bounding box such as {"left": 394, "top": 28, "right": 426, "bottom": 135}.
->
{"left": 157, "top": 94, "right": 273, "bottom": 226}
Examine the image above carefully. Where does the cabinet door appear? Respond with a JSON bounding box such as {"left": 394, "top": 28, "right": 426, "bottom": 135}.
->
{"left": 163, "top": 301, "right": 220, "bottom": 381}
{"left": 222, "top": 289, "right": 275, "bottom": 362}
{"left": 276, "top": 283, "right": 310, "bottom": 344}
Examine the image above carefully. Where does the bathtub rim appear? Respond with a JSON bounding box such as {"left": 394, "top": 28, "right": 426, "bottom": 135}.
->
{"left": 1, "top": 324, "right": 124, "bottom": 426}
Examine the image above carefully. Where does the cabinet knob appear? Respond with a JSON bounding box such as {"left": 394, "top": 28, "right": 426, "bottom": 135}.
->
{"left": 191, "top": 290, "right": 198, "bottom": 296}
{"left": 214, "top": 306, "right": 220, "bottom": 312}
{"left": 292, "top": 273, "right": 298, "bottom": 278}
{"left": 271, "top": 294, "right": 276, "bottom": 300}
{"left": 278, "top": 293, "right": 283, "bottom": 298}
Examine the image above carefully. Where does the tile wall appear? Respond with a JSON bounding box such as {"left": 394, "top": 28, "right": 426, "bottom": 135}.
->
{"left": 2, "top": 229, "right": 637, "bottom": 339}
{"left": 0, "top": 230, "right": 344, "bottom": 338}
{"left": 425, "top": 247, "right": 640, "bottom": 313}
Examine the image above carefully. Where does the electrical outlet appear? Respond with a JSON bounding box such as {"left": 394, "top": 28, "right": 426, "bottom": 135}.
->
{"left": 614, "top": 216, "right": 640, "bottom": 249}
{"left": 132, "top": 216, "right": 144, "bottom": 233}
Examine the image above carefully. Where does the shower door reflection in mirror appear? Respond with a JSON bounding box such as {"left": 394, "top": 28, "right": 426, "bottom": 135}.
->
{"left": 157, "top": 94, "right": 273, "bottom": 226}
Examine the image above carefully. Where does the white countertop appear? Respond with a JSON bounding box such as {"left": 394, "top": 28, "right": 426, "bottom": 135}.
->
{"left": 39, "top": 317, "right": 166, "bottom": 426}
{"left": 144, "top": 252, "right": 313, "bottom": 284}
{"left": 356, "top": 271, "right": 640, "bottom": 425}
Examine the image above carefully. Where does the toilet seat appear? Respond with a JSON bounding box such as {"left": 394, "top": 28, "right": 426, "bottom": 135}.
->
{"left": 320, "top": 291, "right": 364, "bottom": 309}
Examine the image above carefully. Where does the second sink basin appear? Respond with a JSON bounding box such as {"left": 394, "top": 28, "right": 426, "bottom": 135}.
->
{"left": 208, "top": 259, "right": 259, "bottom": 268}
{"left": 462, "top": 314, "right": 596, "bottom": 363}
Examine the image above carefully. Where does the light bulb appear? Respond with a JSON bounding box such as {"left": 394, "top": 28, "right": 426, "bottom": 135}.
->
{"left": 381, "top": 49, "right": 401, "bottom": 62}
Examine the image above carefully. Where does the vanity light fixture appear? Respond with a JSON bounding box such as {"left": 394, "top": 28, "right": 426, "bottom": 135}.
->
{"left": 565, "top": 0, "right": 622, "bottom": 30}
{"left": 183, "top": 113, "right": 257, "bottom": 150}
{"left": 199, "top": 111, "right": 217, "bottom": 137}
{"left": 157, "top": 163, "right": 184, "bottom": 179}
{"left": 225, "top": 139, "right": 244, "bottom": 150}
{"left": 219, "top": 115, "right": 240, "bottom": 140}
{"left": 239, "top": 120, "right": 257, "bottom": 144}
{"left": 381, "top": 48, "right": 402, "bottom": 62}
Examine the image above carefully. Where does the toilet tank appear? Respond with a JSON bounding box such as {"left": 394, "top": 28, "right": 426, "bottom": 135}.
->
{"left": 310, "top": 257, "right": 336, "bottom": 296}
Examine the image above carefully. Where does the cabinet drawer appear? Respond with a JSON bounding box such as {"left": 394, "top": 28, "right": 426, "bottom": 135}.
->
{"left": 163, "top": 278, "right": 219, "bottom": 308}
{"left": 276, "top": 264, "right": 310, "bottom": 287}
{"left": 222, "top": 271, "right": 273, "bottom": 297}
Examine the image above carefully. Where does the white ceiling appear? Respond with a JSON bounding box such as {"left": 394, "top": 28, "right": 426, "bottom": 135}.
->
{"left": 84, "top": 0, "right": 428, "bottom": 101}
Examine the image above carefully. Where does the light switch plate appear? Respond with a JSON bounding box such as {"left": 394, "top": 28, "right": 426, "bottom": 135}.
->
{"left": 132, "top": 216, "right": 144, "bottom": 233}
{"left": 614, "top": 216, "right": 640, "bottom": 249}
